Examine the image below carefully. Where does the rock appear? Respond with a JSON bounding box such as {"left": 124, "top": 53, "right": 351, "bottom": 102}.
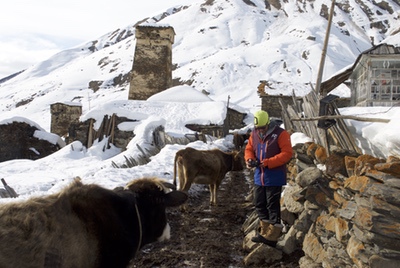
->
{"left": 374, "top": 161, "right": 400, "bottom": 178}
{"left": 243, "top": 230, "right": 261, "bottom": 252}
{"left": 295, "top": 167, "right": 322, "bottom": 187}
{"left": 248, "top": 146, "right": 400, "bottom": 267}
{"left": 369, "top": 255, "right": 400, "bottom": 268}
{"left": 306, "top": 142, "right": 319, "bottom": 160}
{"left": 337, "top": 200, "right": 358, "bottom": 220}
{"left": 325, "top": 151, "right": 348, "bottom": 177}
{"left": 387, "top": 155, "right": 400, "bottom": 163}
{"left": 314, "top": 146, "right": 327, "bottom": 164}
{"left": 281, "top": 207, "right": 297, "bottom": 225}
{"left": 242, "top": 211, "right": 259, "bottom": 236}
{"left": 366, "top": 182, "right": 400, "bottom": 207}
{"left": 346, "top": 235, "right": 369, "bottom": 267}
{"left": 303, "top": 228, "right": 326, "bottom": 264}
{"left": 304, "top": 200, "right": 320, "bottom": 210}
{"left": 344, "top": 156, "right": 357, "bottom": 177}
{"left": 320, "top": 215, "right": 349, "bottom": 242}
{"left": 304, "top": 184, "right": 331, "bottom": 208}
{"left": 278, "top": 225, "right": 301, "bottom": 254}
{"left": 296, "top": 158, "right": 315, "bottom": 172}
{"left": 243, "top": 243, "right": 282, "bottom": 266}
{"left": 344, "top": 175, "right": 377, "bottom": 193}
{"left": 354, "top": 206, "right": 400, "bottom": 240}
{"left": 354, "top": 154, "right": 385, "bottom": 176}
{"left": 325, "top": 149, "right": 359, "bottom": 177}
{"left": 353, "top": 223, "right": 400, "bottom": 252}
{"left": 366, "top": 170, "right": 400, "bottom": 188}
{"left": 296, "top": 152, "right": 314, "bottom": 165}
{"left": 290, "top": 186, "right": 307, "bottom": 202}
{"left": 293, "top": 209, "right": 317, "bottom": 234}
{"left": 282, "top": 185, "right": 305, "bottom": 213}
{"left": 299, "top": 255, "right": 322, "bottom": 268}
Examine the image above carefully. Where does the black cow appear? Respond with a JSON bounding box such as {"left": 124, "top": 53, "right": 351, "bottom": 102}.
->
{"left": 0, "top": 177, "right": 187, "bottom": 268}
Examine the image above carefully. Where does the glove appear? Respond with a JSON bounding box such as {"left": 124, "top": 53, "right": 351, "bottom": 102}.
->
{"left": 262, "top": 159, "right": 268, "bottom": 168}
{"left": 246, "top": 159, "right": 260, "bottom": 169}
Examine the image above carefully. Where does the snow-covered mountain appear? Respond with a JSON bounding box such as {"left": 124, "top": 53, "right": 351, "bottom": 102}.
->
{"left": 1, "top": 0, "right": 400, "bottom": 132}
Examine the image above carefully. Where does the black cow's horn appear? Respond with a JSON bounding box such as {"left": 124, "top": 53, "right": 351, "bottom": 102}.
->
{"left": 162, "top": 181, "right": 177, "bottom": 191}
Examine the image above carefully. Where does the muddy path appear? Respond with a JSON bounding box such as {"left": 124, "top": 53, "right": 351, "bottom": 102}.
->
{"left": 129, "top": 169, "right": 301, "bottom": 267}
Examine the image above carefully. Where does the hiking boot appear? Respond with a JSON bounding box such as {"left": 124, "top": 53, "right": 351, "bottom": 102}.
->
{"left": 251, "top": 222, "right": 283, "bottom": 247}
{"left": 251, "top": 220, "right": 270, "bottom": 243}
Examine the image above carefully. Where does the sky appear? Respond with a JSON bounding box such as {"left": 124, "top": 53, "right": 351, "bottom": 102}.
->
{"left": 0, "top": 0, "right": 189, "bottom": 79}
{"left": 0, "top": 0, "right": 399, "bottom": 203}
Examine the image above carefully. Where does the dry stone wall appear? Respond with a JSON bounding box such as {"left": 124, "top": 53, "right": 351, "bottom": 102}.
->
{"left": 50, "top": 102, "right": 82, "bottom": 137}
{"left": 0, "top": 122, "right": 63, "bottom": 162}
{"left": 242, "top": 142, "right": 400, "bottom": 267}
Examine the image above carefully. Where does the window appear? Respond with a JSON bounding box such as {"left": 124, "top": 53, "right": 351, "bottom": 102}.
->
{"left": 370, "top": 59, "right": 400, "bottom": 101}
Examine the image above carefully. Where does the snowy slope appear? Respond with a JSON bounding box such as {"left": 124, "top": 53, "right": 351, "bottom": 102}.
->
{"left": 0, "top": 0, "right": 400, "bottom": 199}
{"left": 0, "top": 0, "right": 399, "bottom": 131}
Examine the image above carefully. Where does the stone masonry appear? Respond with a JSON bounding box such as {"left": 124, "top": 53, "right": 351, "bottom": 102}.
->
{"left": 50, "top": 102, "right": 82, "bottom": 137}
{"left": 242, "top": 142, "right": 400, "bottom": 267}
{"left": 128, "top": 25, "right": 175, "bottom": 100}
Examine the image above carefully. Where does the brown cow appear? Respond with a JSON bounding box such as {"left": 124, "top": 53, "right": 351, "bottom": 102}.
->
{"left": 0, "top": 177, "right": 187, "bottom": 268}
{"left": 233, "top": 130, "right": 251, "bottom": 151}
{"left": 173, "top": 147, "right": 244, "bottom": 207}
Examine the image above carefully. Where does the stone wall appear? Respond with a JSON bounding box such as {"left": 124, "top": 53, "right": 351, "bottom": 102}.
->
{"left": 128, "top": 25, "right": 175, "bottom": 100}
{"left": 260, "top": 94, "right": 351, "bottom": 119}
{"left": 50, "top": 102, "right": 82, "bottom": 137}
{"left": 260, "top": 94, "right": 299, "bottom": 118}
{"left": 67, "top": 114, "right": 136, "bottom": 150}
{"left": 0, "top": 122, "right": 63, "bottom": 162}
{"left": 242, "top": 142, "right": 400, "bottom": 267}
{"left": 185, "top": 107, "right": 246, "bottom": 137}
{"left": 226, "top": 108, "right": 247, "bottom": 130}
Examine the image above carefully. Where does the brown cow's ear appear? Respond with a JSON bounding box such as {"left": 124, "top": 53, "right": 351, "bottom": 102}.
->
{"left": 164, "top": 191, "right": 188, "bottom": 207}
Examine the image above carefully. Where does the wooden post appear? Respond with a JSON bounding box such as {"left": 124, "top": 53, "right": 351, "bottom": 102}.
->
{"left": 88, "top": 119, "right": 94, "bottom": 148}
{"left": 315, "top": 0, "right": 336, "bottom": 96}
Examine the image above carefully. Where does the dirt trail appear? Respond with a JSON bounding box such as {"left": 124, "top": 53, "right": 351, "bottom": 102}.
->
{"left": 129, "top": 169, "right": 301, "bottom": 268}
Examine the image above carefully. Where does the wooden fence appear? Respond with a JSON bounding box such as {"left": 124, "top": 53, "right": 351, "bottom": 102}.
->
{"left": 280, "top": 90, "right": 363, "bottom": 155}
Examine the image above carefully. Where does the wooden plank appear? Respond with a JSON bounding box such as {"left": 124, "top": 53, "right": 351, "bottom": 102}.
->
{"left": 290, "top": 115, "right": 389, "bottom": 123}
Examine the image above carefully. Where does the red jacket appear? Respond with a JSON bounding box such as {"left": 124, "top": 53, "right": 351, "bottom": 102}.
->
{"left": 244, "top": 125, "right": 292, "bottom": 186}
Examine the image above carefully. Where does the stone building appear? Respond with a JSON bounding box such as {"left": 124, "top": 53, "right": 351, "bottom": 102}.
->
{"left": 128, "top": 25, "right": 175, "bottom": 100}
{"left": 321, "top": 43, "right": 400, "bottom": 107}
{"left": 0, "top": 121, "right": 64, "bottom": 162}
{"left": 260, "top": 94, "right": 300, "bottom": 118}
{"left": 50, "top": 102, "right": 82, "bottom": 137}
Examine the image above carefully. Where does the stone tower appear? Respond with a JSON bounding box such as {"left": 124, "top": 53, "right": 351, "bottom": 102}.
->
{"left": 128, "top": 25, "right": 175, "bottom": 100}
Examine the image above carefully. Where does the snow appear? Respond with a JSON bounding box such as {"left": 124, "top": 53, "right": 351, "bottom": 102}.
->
{"left": 0, "top": 0, "right": 399, "bottom": 202}
{"left": 0, "top": 84, "right": 398, "bottom": 202}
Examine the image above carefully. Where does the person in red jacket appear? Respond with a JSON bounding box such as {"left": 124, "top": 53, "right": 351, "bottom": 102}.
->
{"left": 244, "top": 110, "right": 293, "bottom": 247}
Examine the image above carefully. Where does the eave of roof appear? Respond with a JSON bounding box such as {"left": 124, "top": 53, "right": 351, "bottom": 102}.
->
{"left": 320, "top": 43, "right": 398, "bottom": 94}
